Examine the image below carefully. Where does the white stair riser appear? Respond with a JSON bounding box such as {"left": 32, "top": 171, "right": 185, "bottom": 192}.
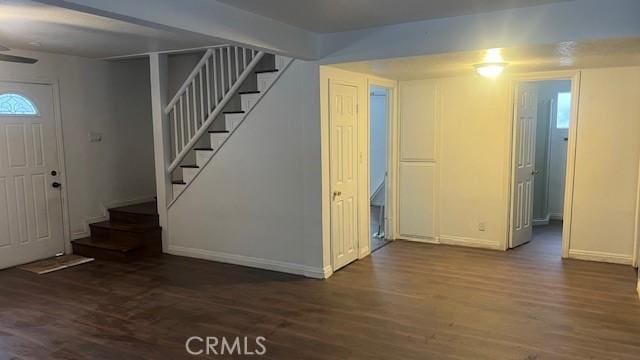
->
{"left": 195, "top": 150, "right": 213, "bottom": 167}
{"left": 225, "top": 113, "right": 244, "bottom": 131}
{"left": 275, "top": 55, "right": 290, "bottom": 71}
{"left": 210, "top": 133, "right": 229, "bottom": 149}
{"left": 257, "top": 72, "right": 277, "bottom": 92}
{"left": 182, "top": 168, "right": 198, "bottom": 183}
{"left": 240, "top": 93, "right": 261, "bottom": 112}
{"left": 173, "top": 183, "right": 186, "bottom": 196}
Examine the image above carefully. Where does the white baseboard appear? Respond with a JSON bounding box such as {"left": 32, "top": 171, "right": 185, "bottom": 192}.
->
{"left": 550, "top": 213, "right": 564, "bottom": 221}
{"left": 359, "top": 246, "right": 370, "bottom": 258}
{"left": 533, "top": 214, "right": 551, "bottom": 226}
{"left": 568, "top": 249, "right": 633, "bottom": 265}
{"left": 439, "top": 235, "right": 502, "bottom": 250}
{"left": 167, "top": 245, "right": 329, "bottom": 279}
{"left": 399, "top": 234, "right": 439, "bottom": 244}
{"left": 71, "top": 214, "right": 108, "bottom": 240}
{"left": 322, "top": 265, "right": 333, "bottom": 279}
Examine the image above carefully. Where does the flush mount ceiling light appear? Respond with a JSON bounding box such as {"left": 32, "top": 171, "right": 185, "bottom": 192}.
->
{"left": 474, "top": 62, "right": 508, "bottom": 79}
{"left": 474, "top": 48, "right": 508, "bottom": 79}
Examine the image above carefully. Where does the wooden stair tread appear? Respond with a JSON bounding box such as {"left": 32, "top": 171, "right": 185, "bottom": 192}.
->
{"left": 72, "top": 237, "right": 142, "bottom": 253}
{"left": 90, "top": 220, "right": 160, "bottom": 233}
{"left": 208, "top": 130, "right": 230, "bottom": 133}
{"left": 109, "top": 201, "right": 157, "bottom": 216}
{"left": 180, "top": 165, "right": 199, "bottom": 168}
{"left": 173, "top": 180, "right": 186, "bottom": 185}
{"left": 255, "top": 69, "right": 279, "bottom": 74}
{"left": 223, "top": 110, "right": 245, "bottom": 114}
{"left": 238, "top": 90, "right": 260, "bottom": 94}
{"left": 194, "top": 147, "right": 214, "bottom": 151}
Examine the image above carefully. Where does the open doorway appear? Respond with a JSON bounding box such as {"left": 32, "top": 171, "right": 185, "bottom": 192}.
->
{"left": 509, "top": 76, "right": 577, "bottom": 257}
{"left": 369, "top": 86, "right": 389, "bottom": 252}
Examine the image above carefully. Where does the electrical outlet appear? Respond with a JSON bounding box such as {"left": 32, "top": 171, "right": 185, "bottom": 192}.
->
{"left": 478, "top": 222, "right": 487, "bottom": 232}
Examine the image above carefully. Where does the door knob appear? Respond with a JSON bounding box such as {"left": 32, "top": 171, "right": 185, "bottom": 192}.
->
{"left": 333, "top": 190, "right": 342, "bottom": 199}
{"left": 531, "top": 170, "right": 540, "bottom": 175}
{"left": 52, "top": 182, "right": 61, "bottom": 188}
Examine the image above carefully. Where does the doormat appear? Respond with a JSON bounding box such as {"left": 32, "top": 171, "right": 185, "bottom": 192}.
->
{"left": 19, "top": 254, "right": 94, "bottom": 274}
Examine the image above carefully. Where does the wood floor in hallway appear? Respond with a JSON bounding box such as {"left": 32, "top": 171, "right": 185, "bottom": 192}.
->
{"left": 0, "top": 229, "right": 639, "bottom": 359}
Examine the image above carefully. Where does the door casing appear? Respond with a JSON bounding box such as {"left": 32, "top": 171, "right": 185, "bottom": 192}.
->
{"left": 367, "top": 79, "right": 397, "bottom": 247}
{"left": 506, "top": 71, "right": 581, "bottom": 258}
{"left": 321, "top": 67, "right": 399, "bottom": 276}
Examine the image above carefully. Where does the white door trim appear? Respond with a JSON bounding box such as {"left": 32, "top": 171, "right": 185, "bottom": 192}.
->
{"left": 506, "top": 70, "right": 581, "bottom": 258}
{"left": 367, "top": 77, "right": 398, "bottom": 248}
{"left": 320, "top": 66, "right": 398, "bottom": 275}
{"left": 0, "top": 77, "right": 71, "bottom": 254}
{"left": 633, "top": 154, "right": 640, "bottom": 267}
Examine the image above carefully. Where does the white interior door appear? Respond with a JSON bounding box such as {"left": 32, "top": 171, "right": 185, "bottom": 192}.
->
{"left": 330, "top": 82, "right": 359, "bottom": 271}
{"left": 510, "top": 83, "right": 538, "bottom": 248}
{"left": 0, "top": 82, "right": 65, "bottom": 269}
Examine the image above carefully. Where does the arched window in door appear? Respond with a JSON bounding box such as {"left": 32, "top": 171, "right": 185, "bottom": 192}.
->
{"left": 0, "top": 93, "right": 39, "bottom": 115}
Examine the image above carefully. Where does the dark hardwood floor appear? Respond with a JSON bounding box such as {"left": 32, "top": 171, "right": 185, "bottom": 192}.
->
{"left": 1, "top": 226, "right": 639, "bottom": 359}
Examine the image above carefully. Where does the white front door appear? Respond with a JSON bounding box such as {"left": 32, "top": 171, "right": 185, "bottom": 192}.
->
{"left": 330, "top": 82, "right": 359, "bottom": 271}
{"left": 510, "top": 83, "right": 538, "bottom": 248}
{"left": 0, "top": 82, "right": 65, "bottom": 269}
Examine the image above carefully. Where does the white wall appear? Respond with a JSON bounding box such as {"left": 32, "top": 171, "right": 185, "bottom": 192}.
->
{"left": 369, "top": 87, "right": 387, "bottom": 197}
{"left": 398, "top": 77, "right": 510, "bottom": 248}
{"left": 167, "top": 51, "right": 206, "bottom": 97}
{"left": 397, "top": 66, "right": 640, "bottom": 264}
{"left": 167, "top": 60, "right": 325, "bottom": 277}
{"left": 0, "top": 49, "right": 156, "bottom": 241}
{"left": 436, "top": 76, "right": 509, "bottom": 249}
{"left": 569, "top": 67, "right": 640, "bottom": 263}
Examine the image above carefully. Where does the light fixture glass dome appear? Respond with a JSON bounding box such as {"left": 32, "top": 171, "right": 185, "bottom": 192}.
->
{"left": 475, "top": 63, "right": 507, "bottom": 79}
{"left": 474, "top": 48, "right": 508, "bottom": 79}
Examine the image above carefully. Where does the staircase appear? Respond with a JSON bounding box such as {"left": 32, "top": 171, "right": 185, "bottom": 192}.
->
{"left": 72, "top": 202, "right": 161, "bottom": 261}
{"left": 167, "top": 46, "right": 292, "bottom": 200}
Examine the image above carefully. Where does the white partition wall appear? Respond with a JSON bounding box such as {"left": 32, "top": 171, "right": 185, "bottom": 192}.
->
{"left": 395, "top": 67, "right": 640, "bottom": 263}
{"left": 397, "top": 80, "right": 437, "bottom": 241}
{"left": 568, "top": 67, "right": 640, "bottom": 264}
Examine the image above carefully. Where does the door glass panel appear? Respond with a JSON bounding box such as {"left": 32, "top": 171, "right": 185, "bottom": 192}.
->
{"left": 0, "top": 93, "right": 39, "bottom": 115}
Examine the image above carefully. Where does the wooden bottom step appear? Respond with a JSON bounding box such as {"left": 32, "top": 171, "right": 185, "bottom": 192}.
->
{"left": 72, "top": 237, "right": 144, "bottom": 262}
{"left": 72, "top": 201, "right": 162, "bottom": 262}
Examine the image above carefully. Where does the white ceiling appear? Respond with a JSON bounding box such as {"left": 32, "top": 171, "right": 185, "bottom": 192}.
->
{"left": 215, "top": 0, "right": 572, "bottom": 33}
{"left": 332, "top": 38, "right": 640, "bottom": 80}
{"left": 0, "top": 0, "right": 224, "bottom": 58}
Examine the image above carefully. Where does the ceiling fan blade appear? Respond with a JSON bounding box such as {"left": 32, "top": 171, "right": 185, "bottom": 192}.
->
{"left": 0, "top": 54, "right": 38, "bottom": 64}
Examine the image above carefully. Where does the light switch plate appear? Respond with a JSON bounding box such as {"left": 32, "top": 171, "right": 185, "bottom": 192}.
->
{"left": 89, "top": 132, "right": 103, "bottom": 143}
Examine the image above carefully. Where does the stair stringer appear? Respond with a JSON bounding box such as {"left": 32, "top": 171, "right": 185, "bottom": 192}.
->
{"left": 169, "top": 57, "right": 294, "bottom": 204}
{"left": 165, "top": 60, "right": 325, "bottom": 278}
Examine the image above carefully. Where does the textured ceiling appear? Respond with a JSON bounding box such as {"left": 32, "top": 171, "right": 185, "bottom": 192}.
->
{"left": 331, "top": 38, "right": 640, "bottom": 80}
{"left": 215, "top": 0, "right": 572, "bottom": 33}
{"left": 0, "top": 0, "right": 223, "bottom": 58}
